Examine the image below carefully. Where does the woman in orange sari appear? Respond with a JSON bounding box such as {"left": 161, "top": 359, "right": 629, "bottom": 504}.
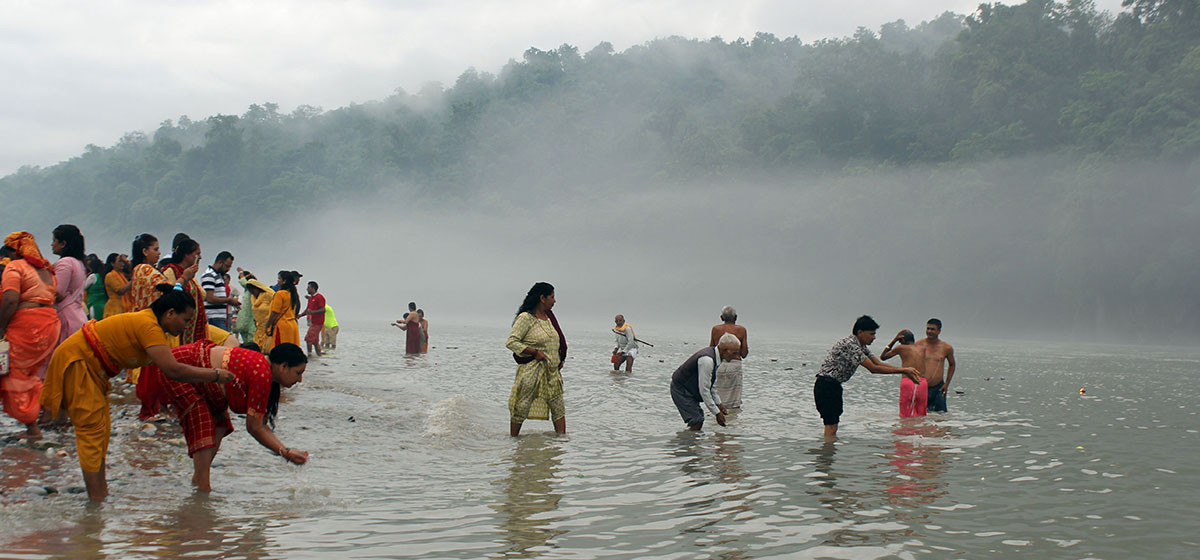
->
{"left": 160, "top": 239, "right": 206, "bottom": 344}
{"left": 264, "top": 271, "right": 300, "bottom": 348}
{"left": 138, "top": 341, "right": 309, "bottom": 492}
{"left": 0, "top": 232, "right": 61, "bottom": 439}
{"left": 40, "top": 285, "right": 235, "bottom": 502}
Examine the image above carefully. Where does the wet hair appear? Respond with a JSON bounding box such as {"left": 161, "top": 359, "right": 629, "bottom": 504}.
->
{"left": 408, "top": 301, "right": 417, "bottom": 311}
{"left": 516, "top": 282, "right": 555, "bottom": 319}
{"left": 927, "top": 318, "right": 943, "bottom": 329}
{"left": 265, "top": 343, "right": 307, "bottom": 428}
{"left": 170, "top": 239, "right": 200, "bottom": 265}
{"left": 149, "top": 284, "right": 196, "bottom": 319}
{"left": 52, "top": 224, "right": 86, "bottom": 262}
{"left": 852, "top": 315, "right": 880, "bottom": 335}
{"left": 720, "top": 305, "right": 737, "bottom": 322}
{"left": 308, "top": 281, "right": 318, "bottom": 291}
{"left": 240, "top": 341, "right": 262, "bottom": 353}
{"left": 900, "top": 330, "right": 916, "bottom": 344}
{"left": 214, "top": 251, "right": 233, "bottom": 264}
{"left": 417, "top": 309, "right": 424, "bottom": 317}
{"left": 277, "top": 271, "right": 301, "bottom": 314}
{"left": 130, "top": 233, "right": 157, "bottom": 266}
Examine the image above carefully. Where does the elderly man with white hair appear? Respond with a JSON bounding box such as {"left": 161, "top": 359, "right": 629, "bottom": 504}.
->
{"left": 709, "top": 305, "right": 749, "bottom": 408}
{"left": 670, "top": 333, "right": 742, "bottom": 430}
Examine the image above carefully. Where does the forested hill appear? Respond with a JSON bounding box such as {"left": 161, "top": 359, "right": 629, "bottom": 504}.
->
{"left": 2, "top": 0, "right": 1198, "bottom": 233}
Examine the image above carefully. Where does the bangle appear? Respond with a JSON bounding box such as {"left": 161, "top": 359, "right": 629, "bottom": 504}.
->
{"left": 213, "top": 369, "right": 219, "bottom": 382}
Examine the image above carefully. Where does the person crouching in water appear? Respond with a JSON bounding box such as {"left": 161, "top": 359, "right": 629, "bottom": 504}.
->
{"left": 670, "top": 333, "right": 741, "bottom": 431}
{"left": 138, "top": 341, "right": 309, "bottom": 492}
{"left": 40, "top": 284, "right": 237, "bottom": 502}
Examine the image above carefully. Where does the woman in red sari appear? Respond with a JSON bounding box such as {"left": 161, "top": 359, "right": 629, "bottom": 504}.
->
{"left": 0, "top": 232, "right": 60, "bottom": 439}
{"left": 392, "top": 302, "right": 422, "bottom": 354}
{"left": 138, "top": 341, "right": 309, "bottom": 492}
{"left": 160, "top": 239, "right": 206, "bottom": 344}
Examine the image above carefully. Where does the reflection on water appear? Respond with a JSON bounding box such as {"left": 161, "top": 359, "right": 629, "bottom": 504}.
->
{"left": 492, "top": 435, "right": 565, "bottom": 558}
{"left": 1, "top": 328, "right": 1197, "bottom": 558}
{"left": 129, "top": 494, "right": 273, "bottom": 559}
{"left": 885, "top": 422, "right": 951, "bottom": 511}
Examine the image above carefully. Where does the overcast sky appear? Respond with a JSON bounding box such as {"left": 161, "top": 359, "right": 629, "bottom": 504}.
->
{"left": 1, "top": 0, "right": 1126, "bottom": 175}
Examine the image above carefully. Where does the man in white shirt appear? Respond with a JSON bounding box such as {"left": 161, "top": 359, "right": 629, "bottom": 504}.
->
{"left": 669, "top": 333, "right": 741, "bottom": 431}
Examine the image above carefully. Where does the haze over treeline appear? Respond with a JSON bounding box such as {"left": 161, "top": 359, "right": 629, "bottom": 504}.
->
{"left": 2, "top": 0, "right": 1198, "bottom": 342}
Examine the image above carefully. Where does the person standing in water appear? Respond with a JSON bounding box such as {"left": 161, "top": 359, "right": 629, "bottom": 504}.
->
{"left": 417, "top": 309, "right": 428, "bottom": 353}
{"left": 505, "top": 283, "right": 566, "bottom": 436}
{"left": 392, "top": 302, "right": 422, "bottom": 354}
{"left": 709, "top": 305, "right": 748, "bottom": 408}
{"left": 914, "top": 319, "right": 956, "bottom": 412}
{"left": 322, "top": 303, "right": 339, "bottom": 350}
{"left": 881, "top": 329, "right": 928, "bottom": 417}
{"left": 814, "top": 315, "right": 921, "bottom": 439}
{"left": 612, "top": 314, "right": 637, "bottom": 373}
{"left": 297, "top": 281, "right": 325, "bottom": 357}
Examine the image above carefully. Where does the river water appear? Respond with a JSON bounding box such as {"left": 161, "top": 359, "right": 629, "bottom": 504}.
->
{"left": 1, "top": 324, "right": 1197, "bottom": 559}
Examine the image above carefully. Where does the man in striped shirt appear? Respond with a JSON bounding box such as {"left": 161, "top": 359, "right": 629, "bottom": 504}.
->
{"left": 200, "top": 251, "right": 240, "bottom": 330}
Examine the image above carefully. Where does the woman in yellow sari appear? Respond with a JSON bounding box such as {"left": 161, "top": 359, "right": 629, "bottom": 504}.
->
{"left": 241, "top": 275, "right": 275, "bottom": 352}
{"left": 265, "top": 271, "right": 300, "bottom": 348}
{"left": 40, "top": 285, "right": 235, "bottom": 502}
{"left": 0, "top": 232, "right": 60, "bottom": 439}
{"left": 102, "top": 253, "right": 132, "bottom": 318}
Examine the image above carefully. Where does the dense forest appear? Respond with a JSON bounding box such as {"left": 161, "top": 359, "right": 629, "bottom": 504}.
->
{"left": 1, "top": 0, "right": 1198, "bottom": 336}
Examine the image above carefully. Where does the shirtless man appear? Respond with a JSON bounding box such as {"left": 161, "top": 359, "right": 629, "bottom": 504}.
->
{"left": 914, "top": 318, "right": 956, "bottom": 412}
{"left": 710, "top": 306, "right": 748, "bottom": 408}
{"left": 881, "top": 330, "right": 928, "bottom": 417}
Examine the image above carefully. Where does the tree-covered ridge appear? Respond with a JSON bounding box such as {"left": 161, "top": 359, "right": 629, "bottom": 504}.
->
{"left": 2, "top": 0, "right": 1198, "bottom": 232}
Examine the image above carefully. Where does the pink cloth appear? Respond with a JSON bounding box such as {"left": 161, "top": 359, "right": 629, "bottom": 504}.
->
{"left": 900, "top": 377, "right": 928, "bottom": 418}
{"left": 53, "top": 256, "right": 88, "bottom": 344}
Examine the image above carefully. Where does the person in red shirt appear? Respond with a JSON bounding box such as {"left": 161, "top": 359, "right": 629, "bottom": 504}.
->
{"left": 297, "top": 281, "right": 326, "bottom": 357}
{"left": 138, "top": 341, "right": 309, "bottom": 492}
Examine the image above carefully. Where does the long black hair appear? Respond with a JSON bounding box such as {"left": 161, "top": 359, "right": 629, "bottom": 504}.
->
{"left": 265, "top": 343, "right": 307, "bottom": 428}
{"left": 52, "top": 224, "right": 86, "bottom": 262}
{"left": 149, "top": 284, "right": 196, "bottom": 319}
{"left": 516, "top": 282, "right": 554, "bottom": 319}
{"left": 278, "top": 270, "right": 300, "bottom": 315}
{"left": 131, "top": 233, "right": 157, "bottom": 267}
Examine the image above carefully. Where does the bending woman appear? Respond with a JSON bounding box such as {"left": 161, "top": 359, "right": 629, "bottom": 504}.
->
{"left": 505, "top": 282, "right": 567, "bottom": 436}
{"left": 39, "top": 285, "right": 236, "bottom": 502}
{"left": 138, "top": 341, "right": 308, "bottom": 492}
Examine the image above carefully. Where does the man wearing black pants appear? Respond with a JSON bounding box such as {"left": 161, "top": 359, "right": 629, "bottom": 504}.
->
{"left": 814, "top": 315, "right": 921, "bottom": 439}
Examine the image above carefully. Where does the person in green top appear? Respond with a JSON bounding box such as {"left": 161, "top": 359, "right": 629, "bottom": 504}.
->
{"left": 233, "top": 275, "right": 257, "bottom": 344}
{"left": 322, "top": 304, "right": 338, "bottom": 350}
{"left": 83, "top": 258, "right": 108, "bottom": 319}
